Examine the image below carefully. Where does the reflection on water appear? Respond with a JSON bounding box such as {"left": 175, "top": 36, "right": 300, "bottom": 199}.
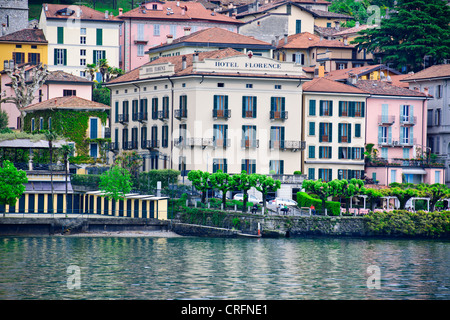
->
{"left": 0, "top": 236, "right": 448, "bottom": 299}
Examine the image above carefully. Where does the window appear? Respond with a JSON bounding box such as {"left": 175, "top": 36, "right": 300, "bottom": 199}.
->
{"left": 96, "top": 28, "right": 103, "bottom": 46}
{"left": 337, "top": 63, "right": 347, "bottom": 70}
{"left": 436, "top": 85, "right": 442, "bottom": 99}
{"left": 308, "top": 168, "right": 315, "bottom": 180}
{"left": 293, "top": 53, "right": 305, "bottom": 65}
{"left": 80, "top": 28, "right": 86, "bottom": 35}
{"left": 269, "top": 160, "right": 284, "bottom": 175}
{"left": 154, "top": 24, "right": 160, "bottom": 36}
{"left": 162, "top": 125, "right": 169, "bottom": 148}
{"left": 403, "top": 148, "right": 410, "bottom": 159}
{"left": 140, "top": 98, "right": 148, "bottom": 120}
{"left": 31, "top": 118, "right": 35, "bottom": 132}
{"left": 80, "top": 58, "right": 86, "bottom": 66}
{"left": 90, "top": 118, "right": 98, "bottom": 139}
{"left": 338, "top": 147, "right": 350, "bottom": 159}
{"left": 80, "top": 71, "right": 86, "bottom": 78}
{"left": 132, "top": 100, "right": 139, "bottom": 121}
{"left": 400, "top": 105, "right": 413, "bottom": 123}
{"left": 80, "top": 49, "right": 86, "bottom": 56}
{"left": 170, "top": 25, "right": 177, "bottom": 38}
{"left": 270, "top": 97, "right": 285, "bottom": 119}
{"left": 391, "top": 169, "right": 397, "bottom": 184}
{"left": 63, "top": 90, "right": 76, "bottom": 96}
{"left": 378, "top": 126, "right": 391, "bottom": 144}
{"left": 246, "top": 84, "right": 253, "bottom": 88}
{"left": 355, "top": 123, "right": 361, "bottom": 138}
{"left": 270, "top": 126, "right": 285, "bottom": 148}
{"left": 319, "top": 123, "right": 332, "bottom": 142}
{"left": 137, "top": 24, "right": 145, "bottom": 41}
{"left": 338, "top": 123, "right": 351, "bottom": 143}
{"left": 309, "top": 100, "right": 316, "bottom": 116}
{"left": 319, "top": 146, "right": 332, "bottom": 159}
{"left": 295, "top": 20, "right": 302, "bottom": 33}
{"left": 213, "top": 159, "right": 228, "bottom": 173}
{"left": 242, "top": 96, "right": 257, "bottom": 118}
{"left": 13, "top": 52, "right": 25, "bottom": 65}
{"left": 339, "top": 101, "right": 349, "bottom": 117}
{"left": 217, "top": 83, "right": 225, "bottom": 87}
{"left": 90, "top": 143, "right": 98, "bottom": 158}
{"left": 274, "top": 85, "right": 282, "bottom": 89}
{"left": 242, "top": 159, "right": 256, "bottom": 174}
{"left": 214, "top": 95, "right": 228, "bottom": 118}
{"left": 435, "top": 109, "right": 441, "bottom": 126}
{"left": 381, "top": 147, "right": 388, "bottom": 160}
{"left": 93, "top": 50, "right": 106, "bottom": 64}
{"left": 137, "top": 44, "right": 145, "bottom": 56}
{"left": 319, "top": 100, "right": 333, "bottom": 116}
{"left": 242, "top": 125, "right": 257, "bottom": 148}
{"left": 28, "top": 53, "right": 40, "bottom": 65}
{"left": 318, "top": 169, "right": 332, "bottom": 182}
{"left": 435, "top": 171, "right": 441, "bottom": 184}
{"left": 39, "top": 117, "right": 44, "bottom": 130}
{"left": 162, "top": 96, "right": 169, "bottom": 118}
{"left": 308, "top": 122, "right": 315, "bottom": 136}
{"left": 80, "top": 36, "right": 86, "bottom": 44}
{"left": 57, "top": 27, "right": 64, "bottom": 44}
{"left": 427, "top": 109, "right": 433, "bottom": 126}
{"left": 308, "top": 145, "right": 315, "bottom": 158}
{"left": 213, "top": 124, "right": 228, "bottom": 147}
{"left": 400, "top": 126, "right": 413, "bottom": 145}
{"left": 54, "top": 48, "right": 67, "bottom": 65}
{"left": 152, "top": 97, "right": 158, "bottom": 119}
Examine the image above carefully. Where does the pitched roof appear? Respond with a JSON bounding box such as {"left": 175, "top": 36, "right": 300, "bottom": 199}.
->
{"left": 305, "top": 8, "right": 353, "bottom": 19}
{"left": 237, "top": 0, "right": 331, "bottom": 17}
{"left": 400, "top": 64, "right": 450, "bottom": 82}
{"left": 324, "top": 64, "right": 401, "bottom": 81}
{"left": 352, "top": 80, "right": 427, "bottom": 97}
{"left": 118, "top": 1, "right": 241, "bottom": 24}
{"left": 277, "top": 32, "right": 355, "bottom": 49}
{"left": 108, "top": 47, "right": 308, "bottom": 84}
{"left": 389, "top": 74, "right": 410, "bottom": 88}
{"left": 302, "top": 77, "right": 367, "bottom": 94}
{"left": 23, "top": 96, "right": 110, "bottom": 111}
{"left": 148, "top": 27, "right": 273, "bottom": 52}
{"left": 0, "top": 28, "right": 47, "bottom": 44}
{"left": 332, "top": 24, "right": 377, "bottom": 37}
{"left": 46, "top": 70, "right": 92, "bottom": 84}
{"left": 42, "top": 3, "right": 121, "bottom": 22}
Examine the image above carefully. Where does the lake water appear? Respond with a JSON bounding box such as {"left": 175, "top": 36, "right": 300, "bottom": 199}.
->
{"left": 0, "top": 236, "right": 449, "bottom": 300}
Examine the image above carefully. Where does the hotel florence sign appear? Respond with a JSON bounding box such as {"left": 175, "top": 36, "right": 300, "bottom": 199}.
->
{"left": 139, "top": 55, "right": 304, "bottom": 79}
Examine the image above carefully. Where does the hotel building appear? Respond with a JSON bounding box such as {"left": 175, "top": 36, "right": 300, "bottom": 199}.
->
{"left": 106, "top": 48, "right": 309, "bottom": 177}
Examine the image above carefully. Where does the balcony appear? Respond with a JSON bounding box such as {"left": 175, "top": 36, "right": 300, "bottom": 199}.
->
{"left": 400, "top": 115, "right": 417, "bottom": 126}
{"left": 378, "top": 115, "right": 395, "bottom": 125}
{"left": 367, "top": 158, "right": 445, "bottom": 168}
{"left": 143, "top": 140, "right": 159, "bottom": 149}
{"left": 133, "top": 112, "right": 147, "bottom": 122}
{"left": 118, "top": 114, "right": 129, "bottom": 124}
{"left": 123, "top": 141, "right": 137, "bottom": 150}
{"left": 399, "top": 138, "right": 417, "bottom": 147}
{"left": 241, "top": 139, "right": 259, "bottom": 148}
{"left": 104, "top": 127, "right": 111, "bottom": 139}
{"left": 109, "top": 141, "right": 119, "bottom": 152}
{"left": 213, "top": 138, "right": 231, "bottom": 148}
{"left": 158, "top": 110, "right": 169, "bottom": 121}
{"left": 270, "top": 140, "right": 305, "bottom": 151}
{"left": 212, "top": 109, "right": 231, "bottom": 119}
{"left": 270, "top": 111, "right": 288, "bottom": 120}
{"left": 174, "top": 109, "right": 187, "bottom": 120}
{"left": 185, "top": 138, "right": 214, "bottom": 148}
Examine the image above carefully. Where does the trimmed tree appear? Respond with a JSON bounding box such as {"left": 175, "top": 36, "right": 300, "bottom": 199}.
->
{"left": 209, "top": 170, "right": 235, "bottom": 209}
{"left": 99, "top": 165, "right": 133, "bottom": 202}
{"left": 302, "top": 179, "right": 339, "bottom": 214}
{"left": 251, "top": 174, "right": 281, "bottom": 213}
{"left": 0, "top": 160, "right": 28, "bottom": 216}
{"left": 187, "top": 170, "right": 211, "bottom": 204}
{"left": 232, "top": 170, "right": 255, "bottom": 213}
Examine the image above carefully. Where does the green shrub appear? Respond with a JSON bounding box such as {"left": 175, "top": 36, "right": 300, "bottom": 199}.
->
{"left": 71, "top": 174, "right": 101, "bottom": 187}
{"left": 297, "top": 192, "right": 322, "bottom": 210}
{"left": 325, "top": 201, "right": 341, "bottom": 216}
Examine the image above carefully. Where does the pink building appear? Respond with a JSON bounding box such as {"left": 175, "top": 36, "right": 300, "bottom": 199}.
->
{"left": 1, "top": 67, "right": 93, "bottom": 129}
{"left": 353, "top": 80, "right": 445, "bottom": 185}
{"left": 118, "top": 1, "right": 242, "bottom": 71}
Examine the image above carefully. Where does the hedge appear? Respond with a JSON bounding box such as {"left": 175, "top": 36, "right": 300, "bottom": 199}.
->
{"left": 297, "top": 192, "right": 340, "bottom": 216}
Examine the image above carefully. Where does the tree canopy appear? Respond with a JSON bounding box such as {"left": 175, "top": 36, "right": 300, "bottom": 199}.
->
{"left": 352, "top": 0, "right": 450, "bottom": 72}
{"left": 99, "top": 165, "right": 133, "bottom": 202}
{"left": 0, "top": 161, "right": 28, "bottom": 209}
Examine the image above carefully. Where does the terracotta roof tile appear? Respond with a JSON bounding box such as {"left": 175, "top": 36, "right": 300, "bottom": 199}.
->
{"left": 324, "top": 64, "right": 401, "bottom": 81}
{"left": 352, "top": 80, "right": 427, "bottom": 97}
{"left": 389, "top": 74, "right": 410, "bottom": 88}
{"left": 43, "top": 3, "right": 121, "bottom": 21}
{"left": 401, "top": 64, "right": 450, "bottom": 81}
{"left": 151, "top": 27, "right": 272, "bottom": 51}
{"left": 237, "top": 0, "right": 331, "bottom": 17}
{"left": 302, "top": 77, "right": 367, "bottom": 94}
{"left": 118, "top": 1, "right": 241, "bottom": 24}
{"left": 277, "top": 32, "right": 355, "bottom": 49}
{"left": 332, "top": 24, "right": 377, "bottom": 37}
{"left": 46, "top": 70, "right": 92, "bottom": 83}
{"left": 0, "top": 28, "right": 47, "bottom": 43}
{"left": 23, "top": 96, "right": 109, "bottom": 111}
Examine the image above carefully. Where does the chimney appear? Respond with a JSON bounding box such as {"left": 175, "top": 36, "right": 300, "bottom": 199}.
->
{"left": 335, "top": 21, "right": 340, "bottom": 31}
{"left": 177, "top": 1, "right": 180, "bottom": 6}
{"left": 423, "top": 87, "right": 429, "bottom": 96}
{"left": 45, "top": 4, "right": 48, "bottom": 11}
{"left": 182, "top": 56, "right": 187, "bottom": 70}
{"left": 119, "top": 8, "right": 123, "bottom": 16}
{"left": 355, "top": 21, "right": 360, "bottom": 28}
{"left": 167, "top": 34, "right": 173, "bottom": 44}
{"left": 275, "top": 35, "right": 279, "bottom": 47}
{"left": 193, "top": 52, "right": 199, "bottom": 62}
{"left": 343, "top": 36, "right": 348, "bottom": 46}
{"left": 284, "top": 33, "right": 288, "bottom": 45}
{"left": 105, "top": 10, "right": 109, "bottom": 19}
{"left": 182, "top": 6, "right": 187, "bottom": 16}
{"left": 184, "top": 27, "right": 191, "bottom": 36}
{"left": 314, "top": 65, "right": 325, "bottom": 78}
{"left": 347, "top": 72, "right": 358, "bottom": 85}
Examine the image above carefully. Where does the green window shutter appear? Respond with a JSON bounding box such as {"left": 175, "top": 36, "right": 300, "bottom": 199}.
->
{"left": 270, "top": 97, "right": 275, "bottom": 112}
{"left": 93, "top": 51, "right": 97, "bottom": 65}
{"left": 309, "top": 100, "right": 316, "bottom": 116}
{"left": 319, "top": 123, "right": 323, "bottom": 142}
{"left": 281, "top": 97, "right": 285, "bottom": 112}
{"left": 214, "top": 95, "right": 218, "bottom": 111}
{"left": 309, "top": 122, "right": 315, "bottom": 136}
{"left": 348, "top": 124, "right": 351, "bottom": 143}
{"left": 349, "top": 102, "right": 355, "bottom": 117}
{"left": 96, "top": 29, "right": 103, "bottom": 46}
{"left": 309, "top": 146, "right": 315, "bottom": 158}
{"left": 57, "top": 27, "right": 64, "bottom": 44}
{"left": 319, "top": 146, "right": 323, "bottom": 159}
{"left": 328, "top": 169, "right": 332, "bottom": 182}
{"left": 329, "top": 123, "right": 332, "bottom": 142}
{"left": 355, "top": 123, "right": 361, "bottom": 138}
{"left": 361, "top": 102, "right": 365, "bottom": 117}
{"left": 253, "top": 96, "right": 257, "bottom": 118}
{"left": 338, "top": 123, "right": 342, "bottom": 143}
{"left": 115, "top": 101, "right": 119, "bottom": 122}
{"left": 242, "top": 96, "right": 246, "bottom": 118}
{"left": 280, "top": 160, "right": 284, "bottom": 175}
{"left": 225, "top": 95, "right": 228, "bottom": 110}
{"left": 54, "top": 49, "right": 57, "bottom": 65}
{"left": 63, "top": 49, "right": 67, "bottom": 66}
{"left": 339, "top": 101, "right": 343, "bottom": 117}
{"left": 319, "top": 100, "right": 323, "bottom": 116}
{"left": 308, "top": 168, "right": 315, "bottom": 180}
{"left": 329, "top": 101, "right": 333, "bottom": 116}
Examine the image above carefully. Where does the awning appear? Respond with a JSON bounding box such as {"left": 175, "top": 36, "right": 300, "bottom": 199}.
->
{"left": 402, "top": 168, "right": 427, "bottom": 175}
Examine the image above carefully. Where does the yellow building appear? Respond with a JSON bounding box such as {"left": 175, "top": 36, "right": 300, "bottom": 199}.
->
{"left": 0, "top": 28, "right": 48, "bottom": 71}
